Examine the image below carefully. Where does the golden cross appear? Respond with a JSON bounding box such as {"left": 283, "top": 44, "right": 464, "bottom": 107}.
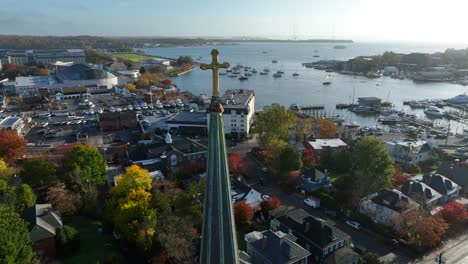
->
{"left": 200, "top": 49, "right": 230, "bottom": 97}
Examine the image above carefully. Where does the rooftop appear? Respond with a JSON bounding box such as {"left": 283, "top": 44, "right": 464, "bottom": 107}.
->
{"left": 166, "top": 111, "right": 208, "bottom": 125}
{"left": 220, "top": 89, "right": 254, "bottom": 109}
{"left": 245, "top": 230, "right": 311, "bottom": 264}
{"left": 401, "top": 180, "right": 442, "bottom": 204}
{"left": 369, "top": 189, "right": 419, "bottom": 212}
{"left": 57, "top": 63, "right": 115, "bottom": 81}
{"left": 437, "top": 162, "right": 468, "bottom": 187}
{"left": 15, "top": 76, "right": 58, "bottom": 87}
{"left": 0, "top": 116, "right": 22, "bottom": 127}
{"left": 308, "top": 139, "right": 347, "bottom": 150}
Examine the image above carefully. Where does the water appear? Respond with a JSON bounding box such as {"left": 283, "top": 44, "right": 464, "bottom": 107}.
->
{"left": 143, "top": 42, "right": 468, "bottom": 131}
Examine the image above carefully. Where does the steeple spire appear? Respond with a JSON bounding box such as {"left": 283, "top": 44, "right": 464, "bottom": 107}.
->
{"left": 199, "top": 49, "right": 239, "bottom": 264}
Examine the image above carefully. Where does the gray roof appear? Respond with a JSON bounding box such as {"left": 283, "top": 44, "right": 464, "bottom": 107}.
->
{"left": 15, "top": 76, "right": 58, "bottom": 87}
{"left": 57, "top": 63, "right": 115, "bottom": 80}
{"left": 324, "top": 247, "right": 359, "bottom": 264}
{"left": 166, "top": 111, "right": 207, "bottom": 125}
{"left": 220, "top": 89, "right": 254, "bottom": 109}
{"left": 22, "top": 204, "right": 63, "bottom": 242}
{"left": 422, "top": 173, "right": 459, "bottom": 195}
{"left": 401, "top": 180, "right": 442, "bottom": 204}
{"left": 370, "top": 189, "right": 419, "bottom": 212}
{"left": 437, "top": 162, "right": 468, "bottom": 187}
{"left": 246, "top": 230, "right": 311, "bottom": 264}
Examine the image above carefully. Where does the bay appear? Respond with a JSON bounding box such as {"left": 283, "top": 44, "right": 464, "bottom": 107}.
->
{"left": 143, "top": 42, "right": 468, "bottom": 131}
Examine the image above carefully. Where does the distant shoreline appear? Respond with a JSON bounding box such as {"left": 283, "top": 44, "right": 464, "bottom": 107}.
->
{"left": 224, "top": 39, "right": 353, "bottom": 43}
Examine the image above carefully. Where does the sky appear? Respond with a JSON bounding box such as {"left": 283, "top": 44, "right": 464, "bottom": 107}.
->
{"left": 1, "top": 0, "right": 467, "bottom": 44}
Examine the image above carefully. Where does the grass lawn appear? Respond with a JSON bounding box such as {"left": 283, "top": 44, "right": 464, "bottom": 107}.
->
{"left": 112, "top": 53, "right": 159, "bottom": 62}
{"left": 59, "top": 217, "right": 119, "bottom": 264}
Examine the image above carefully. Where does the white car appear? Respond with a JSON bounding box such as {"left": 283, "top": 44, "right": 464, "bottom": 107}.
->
{"left": 304, "top": 198, "right": 320, "bottom": 208}
{"left": 261, "top": 167, "right": 268, "bottom": 172}
{"left": 346, "top": 220, "right": 361, "bottom": 230}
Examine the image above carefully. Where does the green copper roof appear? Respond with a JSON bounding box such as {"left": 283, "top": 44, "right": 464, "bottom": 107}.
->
{"left": 200, "top": 111, "right": 239, "bottom": 264}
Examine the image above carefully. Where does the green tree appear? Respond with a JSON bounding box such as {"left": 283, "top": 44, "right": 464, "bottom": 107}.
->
{"left": 151, "top": 190, "right": 172, "bottom": 218}
{"left": 62, "top": 145, "right": 106, "bottom": 188}
{"left": 277, "top": 146, "right": 302, "bottom": 181}
{"left": 106, "top": 165, "right": 156, "bottom": 252}
{"left": 0, "top": 206, "right": 36, "bottom": 264}
{"left": 328, "top": 148, "right": 352, "bottom": 174}
{"left": 56, "top": 225, "right": 80, "bottom": 256}
{"left": 14, "top": 184, "right": 36, "bottom": 212}
{"left": 352, "top": 137, "right": 395, "bottom": 202}
{"left": 21, "top": 158, "right": 56, "bottom": 188}
{"left": 176, "top": 56, "right": 193, "bottom": 66}
{"left": 0, "top": 179, "right": 16, "bottom": 208}
{"left": 254, "top": 103, "right": 296, "bottom": 148}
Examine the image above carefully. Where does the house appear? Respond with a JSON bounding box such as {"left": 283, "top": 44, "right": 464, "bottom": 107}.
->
{"left": 305, "top": 139, "right": 347, "bottom": 164}
{"left": 421, "top": 173, "right": 460, "bottom": 204}
{"left": 0, "top": 115, "right": 26, "bottom": 136}
{"left": 437, "top": 162, "right": 468, "bottom": 194}
{"left": 166, "top": 138, "right": 208, "bottom": 168}
{"left": 385, "top": 140, "right": 432, "bottom": 165}
{"left": 166, "top": 111, "right": 208, "bottom": 136}
{"left": 232, "top": 179, "right": 266, "bottom": 208}
{"left": 244, "top": 230, "right": 311, "bottom": 264}
{"left": 359, "top": 189, "right": 419, "bottom": 225}
{"left": 300, "top": 168, "right": 330, "bottom": 192}
{"left": 357, "top": 97, "right": 382, "bottom": 107}
{"left": 400, "top": 180, "right": 442, "bottom": 208}
{"left": 22, "top": 204, "right": 63, "bottom": 258}
{"left": 215, "top": 89, "right": 255, "bottom": 137}
{"left": 138, "top": 58, "right": 172, "bottom": 72}
{"left": 271, "top": 208, "right": 358, "bottom": 264}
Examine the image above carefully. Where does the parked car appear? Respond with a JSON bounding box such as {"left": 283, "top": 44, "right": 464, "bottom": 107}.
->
{"left": 324, "top": 210, "right": 337, "bottom": 218}
{"left": 351, "top": 243, "right": 367, "bottom": 254}
{"left": 456, "top": 147, "right": 468, "bottom": 153}
{"left": 345, "top": 220, "right": 361, "bottom": 230}
{"left": 304, "top": 197, "right": 320, "bottom": 208}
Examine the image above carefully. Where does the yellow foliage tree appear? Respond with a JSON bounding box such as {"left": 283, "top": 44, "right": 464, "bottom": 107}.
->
{"left": 35, "top": 68, "right": 50, "bottom": 76}
{"left": 107, "top": 165, "right": 156, "bottom": 251}
{"left": 124, "top": 83, "right": 137, "bottom": 93}
{"left": 0, "top": 159, "right": 13, "bottom": 180}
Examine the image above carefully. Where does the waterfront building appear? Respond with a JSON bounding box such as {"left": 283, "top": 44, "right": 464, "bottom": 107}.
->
{"left": 137, "top": 58, "right": 172, "bottom": 72}
{"left": 0, "top": 49, "right": 85, "bottom": 65}
{"left": 305, "top": 139, "right": 347, "bottom": 165}
{"left": 211, "top": 89, "right": 255, "bottom": 137}
{"left": 13, "top": 63, "right": 118, "bottom": 96}
{"left": 385, "top": 140, "right": 432, "bottom": 165}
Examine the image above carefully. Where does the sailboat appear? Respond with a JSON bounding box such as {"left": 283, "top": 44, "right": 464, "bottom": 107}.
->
{"left": 323, "top": 74, "right": 332, "bottom": 85}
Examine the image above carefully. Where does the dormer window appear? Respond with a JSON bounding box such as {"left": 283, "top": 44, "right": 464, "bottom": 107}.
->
{"left": 383, "top": 200, "right": 391, "bottom": 206}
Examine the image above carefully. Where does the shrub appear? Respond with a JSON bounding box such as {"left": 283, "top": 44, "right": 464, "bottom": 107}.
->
{"left": 56, "top": 225, "right": 80, "bottom": 256}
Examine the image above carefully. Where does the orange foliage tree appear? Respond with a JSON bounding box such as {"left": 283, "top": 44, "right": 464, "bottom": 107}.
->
{"left": 0, "top": 130, "right": 27, "bottom": 163}
{"left": 234, "top": 201, "right": 253, "bottom": 225}
{"left": 302, "top": 149, "right": 316, "bottom": 168}
{"left": 392, "top": 209, "right": 448, "bottom": 249}
{"left": 261, "top": 196, "right": 281, "bottom": 211}
{"left": 228, "top": 153, "right": 247, "bottom": 176}
{"left": 439, "top": 201, "right": 467, "bottom": 225}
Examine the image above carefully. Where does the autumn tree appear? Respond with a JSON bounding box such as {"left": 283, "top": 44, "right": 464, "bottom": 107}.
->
{"left": 0, "top": 206, "right": 36, "bottom": 263}
{"left": 0, "top": 159, "right": 13, "bottom": 180}
{"left": 35, "top": 68, "right": 50, "bottom": 76}
{"left": 234, "top": 201, "right": 253, "bottom": 225}
{"left": 302, "top": 149, "right": 316, "bottom": 168}
{"left": 296, "top": 118, "right": 312, "bottom": 142}
{"left": 439, "top": 201, "right": 467, "bottom": 225}
{"left": 261, "top": 196, "right": 281, "bottom": 211}
{"left": 310, "top": 116, "right": 340, "bottom": 139}
{"left": 0, "top": 130, "right": 27, "bottom": 163}
{"left": 392, "top": 209, "right": 448, "bottom": 249}
{"left": 157, "top": 215, "right": 198, "bottom": 262}
{"left": 254, "top": 103, "right": 296, "bottom": 148}
{"left": 21, "top": 158, "right": 57, "bottom": 188}
{"left": 124, "top": 82, "right": 137, "bottom": 93}
{"left": 61, "top": 144, "right": 106, "bottom": 189}
{"left": 46, "top": 183, "right": 80, "bottom": 215}
{"left": 106, "top": 165, "right": 157, "bottom": 251}
{"left": 352, "top": 137, "right": 394, "bottom": 202}
{"left": 228, "top": 153, "right": 247, "bottom": 175}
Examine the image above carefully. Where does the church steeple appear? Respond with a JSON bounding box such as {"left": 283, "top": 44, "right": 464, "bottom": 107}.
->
{"left": 199, "top": 50, "right": 239, "bottom": 263}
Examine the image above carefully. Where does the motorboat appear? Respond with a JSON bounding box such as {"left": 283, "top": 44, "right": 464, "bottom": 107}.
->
{"left": 272, "top": 60, "right": 278, "bottom": 63}
{"left": 260, "top": 72, "right": 268, "bottom": 75}
{"left": 350, "top": 105, "right": 372, "bottom": 113}
{"left": 449, "top": 93, "right": 468, "bottom": 104}
{"left": 424, "top": 106, "right": 444, "bottom": 118}
{"left": 239, "top": 75, "right": 248, "bottom": 81}
{"left": 244, "top": 72, "right": 253, "bottom": 77}
{"left": 273, "top": 73, "right": 282, "bottom": 78}
{"left": 176, "top": 99, "right": 184, "bottom": 108}
{"left": 345, "top": 121, "right": 360, "bottom": 128}
{"left": 292, "top": 72, "right": 299, "bottom": 76}
{"left": 323, "top": 74, "right": 332, "bottom": 85}
{"left": 277, "top": 70, "right": 284, "bottom": 74}
{"left": 155, "top": 100, "right": 164, "bottom": 109}
{"left": 378, "top": 114, "right": 401, "bottom": 124}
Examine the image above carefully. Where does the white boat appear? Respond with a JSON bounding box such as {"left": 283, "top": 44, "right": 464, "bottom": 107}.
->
{"left": 97, "top": 108, "right": 104, "bottom": 114}
{"left": 54, "top": 112, "right": 69, "bottom": 117}
{"left": 424, "top": 106, "right": 444, "bottom": 118}
{"left": 128, "top": 105, "right": 133, "bottom": 111}
{"left": 38, "top": 113, "right": 51, "bottom": 118}
{"left": 449, "top": 93, "right": 468, "bottom": 104}
{"left": 273, "top": 73, "right": 281, "bottom": 78}
{"left": 345, "top": 121, "right": 360, "bottom": 128}
{"left": 89, "top": 109, "right": 95, "bottom": 115}
{"left": 292, "top": 72, "right": 299, "bottom": 76}
{"left": 155, "top": 100, "right": 164, "bottom": 109}
{"left": 109, "top": 106, "right": 116, "bottom": 112}
{"left": 378, "top": 114, "right": 401, "bottom": 124}
{"left": 323, "top": 74, "right": 332, "bottom": 85}
{"left": 116, "top": 107, "right": 122, "bottom": 112}
{"left": 350, "top": 105, "right": 372, "bottom": 113}
{"left": 176, "top": 99, "right": 184, "bottom": 108}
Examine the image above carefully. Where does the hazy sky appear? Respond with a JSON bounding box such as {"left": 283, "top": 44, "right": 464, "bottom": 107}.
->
{"left": 1, "top": 0, "right": 467, "bottom": 44}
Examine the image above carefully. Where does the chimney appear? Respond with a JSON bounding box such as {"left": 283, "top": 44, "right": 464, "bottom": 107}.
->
{"left": 261, "top": 235, "right": 268, "bottom": 250}
{"left": 304, "top": 222, "right": 311, "bottom": 233}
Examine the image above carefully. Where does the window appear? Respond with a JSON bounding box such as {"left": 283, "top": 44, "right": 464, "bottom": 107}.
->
{"left": 329, "top": 245, "right": 334, "bottom": 253}
{"left": 324, "top": 247, "right": 328, "bottom": 254}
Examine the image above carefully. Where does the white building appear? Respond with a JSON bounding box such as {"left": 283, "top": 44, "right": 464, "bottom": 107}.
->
{"left": 0, "top": 116, "right": 26, "bottom": 136}
{"left": 359, "top": 189, "right": 419, "bottom": 225}
{"left": 0, "top": 49, "right": 85, "bottom": 65}
{"left": 138, "top": 59, "right": 172, "bottom": 72}
{"left": 13, "top": 64, "right": 118, "bottom": 96}
{"left": 213, "top": 89, "right": 255, "bottom": 136}
{"left": 386, "top": 140, "right": 432, "bottom": 165}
